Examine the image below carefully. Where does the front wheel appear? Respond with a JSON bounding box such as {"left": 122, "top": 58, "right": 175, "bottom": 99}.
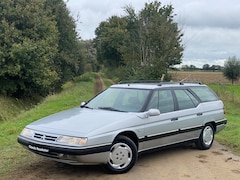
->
{"left": 196, "top": 124, "right": 215, "bottom": 150}
{"left": 104, "top": 135, "right": 138, "bottom": 174}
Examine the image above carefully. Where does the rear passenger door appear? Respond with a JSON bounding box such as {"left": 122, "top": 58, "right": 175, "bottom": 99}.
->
{"left": 172, "top": 89, "right": 204, "bottom": 141}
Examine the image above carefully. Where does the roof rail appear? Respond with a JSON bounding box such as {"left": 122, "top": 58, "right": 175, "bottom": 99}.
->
{"left": 118, "top": 80, "right": 162, "bottom": 84}
{"left": 118, "top": 80, "right": 203, "bottom": 86}
{"left": 179, "top": 81, "right": 202, "bottom": 85}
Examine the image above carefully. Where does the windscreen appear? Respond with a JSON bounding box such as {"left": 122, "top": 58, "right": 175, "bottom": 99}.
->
{"left": 86, "top": 88, "right": 150, "bottom": 112}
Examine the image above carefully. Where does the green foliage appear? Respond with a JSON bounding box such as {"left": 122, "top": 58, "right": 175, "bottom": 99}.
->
{"left": 45, "top": 0, "right": 84, "bottom": 86}
{"left": 0, "top": 0, "right": 59, "bottom": 96}
{"left": 0, "top": 96, "right": 39, "bottom": 122}
{"left": 95, "top": 16, "right": 129, "bottom": 68}
{"left": 80, "top": 40, "right": 99, "bottom": 72}
{"left": 94, "top": 1, "right": 184, "bottom": 80}
{"left": 0, "top": 0, "right": 84, "bottom": 97}
{"left": 223, "top": 56, "right": 240, "bottom": 84}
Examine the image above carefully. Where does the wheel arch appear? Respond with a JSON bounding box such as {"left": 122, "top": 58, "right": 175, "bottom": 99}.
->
{"left": 115, "top": 131, "right": 139, "bottom": 149}
{"left": 205, "top": 121, "right": 216, "bottom": 133}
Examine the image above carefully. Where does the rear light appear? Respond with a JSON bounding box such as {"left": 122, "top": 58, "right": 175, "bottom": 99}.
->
{"left": 223, "top": 106, "right": 226, "bottom": 114}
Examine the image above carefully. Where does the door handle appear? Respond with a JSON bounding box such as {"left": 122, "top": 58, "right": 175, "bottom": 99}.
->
{"left": 197, "top": 113, "right": 203, "bottom": 116}
{"left": 171, "top": 117, "right": 178, "bottom": 121}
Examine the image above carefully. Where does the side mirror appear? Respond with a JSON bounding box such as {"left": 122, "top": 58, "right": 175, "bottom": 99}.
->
{"left": 80, "top": 102, "right": 86, "bottom": 108}
{"left": 147, "top": 109, "right": 160, "bottom": 116}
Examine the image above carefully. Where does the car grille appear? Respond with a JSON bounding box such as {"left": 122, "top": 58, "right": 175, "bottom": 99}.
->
{"left": 34, "top": 132, "right": 58, "bottom": 142}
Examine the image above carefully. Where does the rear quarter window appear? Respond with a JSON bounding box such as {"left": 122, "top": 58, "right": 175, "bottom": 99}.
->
{"left": 190, "top": 86, "right": 219, "bottom": 102}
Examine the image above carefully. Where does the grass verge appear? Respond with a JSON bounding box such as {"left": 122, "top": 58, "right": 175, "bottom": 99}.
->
{"left": 209, "top": 84, "right": 240, "bottom": 153}
{"left": 0, "top": 72, "right": 96, "bottom": 175}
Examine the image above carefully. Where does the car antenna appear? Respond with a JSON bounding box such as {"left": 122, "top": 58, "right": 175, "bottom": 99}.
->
{"left": 180, "top": 74, "right": 191, "bottom": 83}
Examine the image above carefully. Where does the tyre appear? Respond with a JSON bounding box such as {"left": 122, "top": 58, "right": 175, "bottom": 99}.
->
{"left": 196, "top": 124, "right": 215, "bottom": 150}
{"left": 104, "top": 135, "right": 138, "bottom": 174}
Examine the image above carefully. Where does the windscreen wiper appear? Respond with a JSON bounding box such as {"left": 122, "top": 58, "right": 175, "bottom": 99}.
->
{"left": 98, "top": 107, "right": 124, "bottom": 112}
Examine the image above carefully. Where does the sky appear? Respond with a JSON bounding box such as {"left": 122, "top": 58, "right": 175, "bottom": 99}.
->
{"left": 65, "top": 0, "right": 240, "bottom": 68}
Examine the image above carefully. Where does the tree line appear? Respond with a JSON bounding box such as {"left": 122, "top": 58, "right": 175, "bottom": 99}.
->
{"left": 1, "top": 0, "right": 184, "bottom": 98}
{"left": 0, "top": 0, "right": 83, "bottom": 97}
{"left": 2, "top": 0, "right": 238, "bottom": 98}
{"left": 181, "top": 64, "right": 223, "bottom": 71}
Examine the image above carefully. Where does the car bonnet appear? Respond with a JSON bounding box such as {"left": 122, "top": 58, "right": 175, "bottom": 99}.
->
{"left": 26, "top": 107, "right": 138, "bottom": 137}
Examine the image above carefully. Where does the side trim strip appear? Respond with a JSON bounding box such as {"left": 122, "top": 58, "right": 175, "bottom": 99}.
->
{"left": 216, "top": 119, "right": 227, "bottom": 126}
{"left": 139, "top": 126, "right": 203, "bottom": 143}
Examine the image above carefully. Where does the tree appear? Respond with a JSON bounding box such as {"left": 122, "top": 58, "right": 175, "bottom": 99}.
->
{"left": 203, "top": 64, "right": 210, "bottom": 70}
{"left": 45, "top": 0, "right": 84, "bottom": 86}
{"left": 223, "top": 56, "right": 240, "bottom": 84}
{"left": 0, "top": 0, "right": 59, "bottom": 97}
{"left": 0, "top": 0, "right": 83, "bottom": 97}
{"left": 80, "top": 40, "right": 99, "bottom": 72}
{"left": 94, "top": 16, "right": 129, "bottom": 68}
{"left": 94, "top": 1, "right": 184, "bottom": 80}
{"left": 135, "top": 1, "right": 183, "bottom": 79}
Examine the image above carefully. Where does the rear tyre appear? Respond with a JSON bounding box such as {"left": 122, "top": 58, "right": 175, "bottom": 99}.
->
{"left": 196, "top": 124, "right": 215, "bottom": 150}
{"left": 104, "top": 135, "right": 138, "bottom": 174}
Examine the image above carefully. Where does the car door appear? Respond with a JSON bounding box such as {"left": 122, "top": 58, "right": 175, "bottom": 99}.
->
{"left": 143, "top": 89, "right": 181, "bottom": 151}
{"left": 171, "top": 89, "right": 205, "bottom": 141}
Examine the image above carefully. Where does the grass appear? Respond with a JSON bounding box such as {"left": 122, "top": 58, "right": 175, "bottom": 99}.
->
{"left": 0, "top": 72, "right": 96, "bottom": 175}
{"left": 0, "top": 96, "right": 38, "bottom": 122}
{"left": 209, "top": 84, "right": 240, "bottom": 153}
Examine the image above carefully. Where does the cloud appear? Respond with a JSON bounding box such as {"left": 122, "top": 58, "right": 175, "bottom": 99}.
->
{"left": 178, "top": 1, "right": 240, "bottom": 29}
{"left": 65, "top": 0, "right": 240, "bottom": 67}
{"left": 66, "top": 0, "right": 146, "bottom": 39}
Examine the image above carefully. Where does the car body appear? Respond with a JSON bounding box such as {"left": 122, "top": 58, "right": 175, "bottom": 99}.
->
{"left": 18, "top": 81, "right": 227, "bottom": 173}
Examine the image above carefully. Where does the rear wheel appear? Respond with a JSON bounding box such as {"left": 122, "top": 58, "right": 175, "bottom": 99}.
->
{"left": 104, "top": 135, "right": 138, "bottom": 174}
{"left": 196, "top": 124, "right": 215, "bottom": 150}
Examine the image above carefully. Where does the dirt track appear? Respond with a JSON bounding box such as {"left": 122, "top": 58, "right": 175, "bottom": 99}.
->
{"left": 2, "top": 74, "right": 240, "bottom": 180}
{"left": 1, "top": 142, "right": 240, "bottom": 180}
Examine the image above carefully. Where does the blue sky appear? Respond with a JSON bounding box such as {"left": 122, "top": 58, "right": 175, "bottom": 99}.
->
{"left": 65, "top": 0, "right": 240, "bottom": 68}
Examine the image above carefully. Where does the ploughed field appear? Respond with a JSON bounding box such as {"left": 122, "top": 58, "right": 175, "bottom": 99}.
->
{"left": 170, "top": 71, "right": 239, "bottom": 84}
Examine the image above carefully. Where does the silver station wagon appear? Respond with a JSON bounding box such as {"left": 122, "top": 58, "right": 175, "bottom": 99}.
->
{"left": 18, "top": 81, "right": 227, "bottom": 173}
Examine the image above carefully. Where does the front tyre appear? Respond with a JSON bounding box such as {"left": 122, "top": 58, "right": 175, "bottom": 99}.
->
{"left": 196, "top": 124, "right": 215, "bottom": 150}
{"left": 104, "top": 136, "right": 138, "bottom": 174}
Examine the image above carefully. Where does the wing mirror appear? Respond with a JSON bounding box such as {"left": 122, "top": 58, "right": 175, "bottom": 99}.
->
{"left": 147, "top": 109, "right": 160, "bottom": 116}
{"left": 80, "top": 102, "right": 86, "bottom": 108}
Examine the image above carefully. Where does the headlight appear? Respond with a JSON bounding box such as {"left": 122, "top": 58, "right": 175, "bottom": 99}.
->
{"left": 57, "top": 136, "right": 88, "bottom": 145}
{"left": 20, "top": 128, "right": 35, "bottom": 137}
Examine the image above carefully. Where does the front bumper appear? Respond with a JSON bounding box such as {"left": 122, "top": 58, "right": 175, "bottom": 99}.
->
{"left": 18, "top": 136, "right": 111, "bottom": 165}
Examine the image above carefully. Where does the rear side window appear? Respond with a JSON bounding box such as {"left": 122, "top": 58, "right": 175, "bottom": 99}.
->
{"left": 174, "top": 89, "right": 198, "bottom": 110}
{"left": 190, "top": 86, "right": 219, "bottom": 102}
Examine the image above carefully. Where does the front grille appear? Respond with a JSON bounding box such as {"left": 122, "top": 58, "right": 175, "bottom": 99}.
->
{"left": 35, "top": 151, "right": 60, "bottom": 159}
{"left": 34, "top": 133, "right": 58, "bottom": 142}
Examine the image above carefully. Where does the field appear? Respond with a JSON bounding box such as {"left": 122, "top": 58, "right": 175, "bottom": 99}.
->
{"left": 170, "top": 71, "right": 240, "bottom": 84}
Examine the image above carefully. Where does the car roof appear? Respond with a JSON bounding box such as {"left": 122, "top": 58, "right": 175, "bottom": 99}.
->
{"left": 110, "top": 81, "right": 206, "bottom": 90}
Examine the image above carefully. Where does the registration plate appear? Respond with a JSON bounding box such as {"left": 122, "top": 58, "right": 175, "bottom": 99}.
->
{"left": 28, "top": 145, "right": 49, "bottom": 152}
